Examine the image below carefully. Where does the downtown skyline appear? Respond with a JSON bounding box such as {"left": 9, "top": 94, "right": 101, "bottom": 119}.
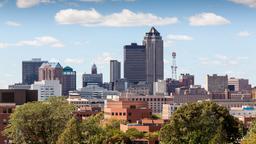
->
{"left": 1, "top": 0, "right": 256, "bottom": 88}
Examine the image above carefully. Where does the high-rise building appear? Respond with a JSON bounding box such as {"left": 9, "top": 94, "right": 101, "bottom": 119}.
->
{"left": 206, "top": 74, "right": 228, "bottom": 93}
{"left": 228, "top": 77, "right": 251, "bottom": 92}
{"left": 38, "top": 62, "right": 63, "bottom": 82}
{"left": 143, "top": 27, "right": 164, "bottom": 94}
{"left": 110, "top": 60, "right": 121, "bottom": 83}
{"left": 124, "top": 43, "right": 146, "bottom": 84}
{"left": 22, "top": 58, "right": 47, "bottom": 84}
{"left": 62, "top": 66, "right": 76, "bottom": 96}
{"left": 82, "top": 64, "right": 103, "bottom": 87}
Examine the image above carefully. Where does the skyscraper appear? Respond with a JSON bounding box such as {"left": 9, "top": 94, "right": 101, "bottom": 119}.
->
{"left": 62, "top": 66, "right": 76, "bottom": 96}
{"left": 124, "top": 43, "right": 146, "bottom": 84}
{"left": 206, "top": 74, "right": 228, "bottom": 93}
{"left": 38, "top": 62, "right": 63, "bottom": 82}
{"left": 110, "top": 60, "right": 121, "bottom": 83}
{"left": 22, "top": 58, "right": 47, "bottom": 84}
{"left": 143, "top": 27, "right": 164, "bottom": 93}
{"left": 82, "top": 64, "right": 103, "bottom": 87}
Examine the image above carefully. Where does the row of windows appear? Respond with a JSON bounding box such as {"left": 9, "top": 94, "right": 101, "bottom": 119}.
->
{"left": 131, "top": 98, "right": 167, "bottom": 101}
{"left": 1, "top": 108, "right": 12, "bottom": 114}
{"left": 111, "top": 112, "right": 131, "bottom": 116}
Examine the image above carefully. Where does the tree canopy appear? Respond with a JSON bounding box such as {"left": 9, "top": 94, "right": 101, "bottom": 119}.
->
{"left": 4, "top": 97, "right": 76, "bottom": 144}
{"left": 241, "top": 120, "right": 256, "bottom": 144}
{"left": 160, "top": 101, "right": 243, "bottom": 144}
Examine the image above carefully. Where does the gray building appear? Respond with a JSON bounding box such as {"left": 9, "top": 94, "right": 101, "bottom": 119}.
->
{"left": 62, "top": 66, "right": 76, "bottom": 96}
{"left": 82, "top": 64, "right": 103, "bottom": 87}
{"left": 206, "top": 74, "right": 228, "bottom": 93}
{"left": 124, "top": 43, "right": 146, "bottom": 84}
{"left": 143, "top": 27, "right": 164, "bottom": 94}
{"left": 22, "top": 58, "right": 47, "bottom": 84}
{"left": 8, "top": 83, "right": 31, "bottom": 90}
{"left": 110, "top": 60, "right": 121, "bottom": 83}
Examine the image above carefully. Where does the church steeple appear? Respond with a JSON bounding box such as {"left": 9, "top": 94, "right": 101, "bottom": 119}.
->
{"left": 91, "top": 64, "right": 97, "bottom": 74}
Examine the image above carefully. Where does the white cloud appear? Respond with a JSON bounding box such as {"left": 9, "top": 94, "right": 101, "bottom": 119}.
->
{"left": 64, "top": 58, "right": 84, "bottom": 65}
{"left": 0, "top": 42, "right": 8, "bottom": 48}
{"left": 0, "top": 36, "right": 64, "bottom": 48}
{"left": 16, "top": 0, "right": 53, "bottom": 8}
{"left": 16, "top": 36, "right": 64, "bottom": 48}
{"left": 189, "top": 12, "right": 230, "bottom": 26}
{"left": 5, "top": 21, "right": 21, "bottom": 27}
{"left": 237, "top": 31, "right": 251, "bottom": 37}
{"left": 199, "top": 54, "right": 248, "bottom": 66}
{"left": 55, "top": 8, "right": 178, "bottom": 27}
{"left": 94, "top": 52, "right": 113, "bottom": 65}
{"left": 229, "top": 0, "right": 256, "bottom": 8}
{"left": 164, "top": 34, "right": 193, "bottom": 47}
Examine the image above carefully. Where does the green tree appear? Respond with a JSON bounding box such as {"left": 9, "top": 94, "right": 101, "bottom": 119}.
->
{"left": 160, "top": 101, "right": 243, "bottom": 144}
{"left": 241, "top": 120, "right": 256, "bottom": 144}
{"left": 56, "top": 117, "right": 82, "bottom": 144}
{"left": 4, "top": 97, "right": 75, "bottom": 144}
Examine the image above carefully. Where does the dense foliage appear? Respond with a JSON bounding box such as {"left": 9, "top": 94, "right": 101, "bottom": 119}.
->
{"left": 4, "top": 97, "right": 76, "bottom": 144}
{"left": 160, "top": 101, "right": 243, "bottom": 144}
{"left": 241, "top": 121, "right": 256, "bottom": 144}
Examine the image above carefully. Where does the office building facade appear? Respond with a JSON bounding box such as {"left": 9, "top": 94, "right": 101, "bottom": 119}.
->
{"left": 62, "top": 66, "right": 76, "bottom": 96}
{"left": 110, "top": 60, "right": 121, "bottom": 83}
{"left": 22, "top": 58, "right": 47, "bottom": 84}
{"left": 82, "top": 64, "right": 103, "bottom": 87}
{"left": 143, "top": 27, "right": 164, "bottom": 94}
{"left": 206, "top": 74, "right": 228, "bottom": 93}
{"left": 124, "top": 43, "right": 146, "bottom": 84}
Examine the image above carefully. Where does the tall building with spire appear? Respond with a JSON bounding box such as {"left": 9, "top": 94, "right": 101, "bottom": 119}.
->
{"left": 82, "top": 64, "right": 103, "bottom": 87}
{"left": 143, "top": 27, "right": 164, "bottom": 94}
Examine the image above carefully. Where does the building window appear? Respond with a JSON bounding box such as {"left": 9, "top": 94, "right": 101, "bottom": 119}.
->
{"left": 115, "top": 112, "right": 118, "bottom": 116}
{"left": 119, "top": 112, "right": 122, "bottom": 116}
{"left": 128, "top": 112, "right": 132, "bottom": 116}
{"left": 112, "top": 112, "right": 114, "bottom": 116}
{"left": 123, "top": 113, "right": 126, "bottom": 116}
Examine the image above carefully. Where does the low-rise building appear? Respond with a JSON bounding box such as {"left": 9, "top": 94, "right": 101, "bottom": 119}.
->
{"left": 73, "top": 106, "right": 101, "bottom": 120}
{"left": 104, "top": 99, "right": 151, "bottom": 123}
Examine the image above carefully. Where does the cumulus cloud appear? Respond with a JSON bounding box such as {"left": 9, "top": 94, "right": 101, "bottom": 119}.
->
{"left": 189, "top": 12, "right": 230, "bottom": 26}
{"left": 229, "top": 0, "right": 256, "bottom": 8}
{"left": 164, "top": 34, "right": 193, "bottom": 47}
{"left": 0, "top": 36, "right": 64, "bottom": 48}
{"left": 94, "top": 52, "right": 113, "bottom": 65}
{"left": 16, "top": 0, "right": 53, "bottom": 8}
{"left": 64, "top": 58, "right": 84, "bottom": 65}
{"left": 237, "top": 31, "right": 251, "bottom": 37}
{"left": 199, "top": 54, "right": 248, "bottom": 66}
{"left": 5, "top": 21, "right": 21, "bottom": 27}
{"left": 55, "top": 8, "right": 178, "bottom": 27}
{"left": 16, "top": 36, "right": 64, "bottom": 48}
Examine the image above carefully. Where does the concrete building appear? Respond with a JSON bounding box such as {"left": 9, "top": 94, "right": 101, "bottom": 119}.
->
{"left": 0, "top": 89, "right": 38, "bottom": 104}
{"left": 124, "top": 43, "right": 146, "bottom": 84}
{"left": 179, "top": 73, "right": 194, "bottom": 88}
{"left": 125, "top": 82, "right": 150, "bottom": 96}
{"left": 166, "top": 78, "right": 180, "bottom": 95}
{"left": 114, "top": 78, "right": 128, "bottom": 92}
{"left": 104, "top": 99, "right": 151, "bottom": 123}
{"left": 67, "top": 95, "right": 104, "bottom": 108}
{"left": 206, "top": 74, "right": 228, "bottom": 93}
{"left": 62, "top": 66, "right": 76, "bottom": 96}
{"left": 153, "top": 80, "right": 167, "bottom": 95}
{"left": 76, "top": 85, "right": 120, "bottom": 99}
{"left": 115, "top": 95, "right": 173, "bottom": 114}
{"left": 82, "top": 64, "right": 103, "bottom": 87}
{"left": 31, "top": 80, "right": 62, "bottom": 101}
{"left": 162, "top": 103, "right": 182, "bottom": 120}
{"left": 228, "top": 77, "right": 251, "bottom": 92}
{"left": 143, "top": 27, "right": 164, "bottom": 94}
{"left": 0, "top": 90, "right": 38, "bottom": 144}
{"left": 8, "top": 83, "right": 31, "bottom": 90}
{"left": 22, "top": 58, "right": 47, "bottom": 84}
{"left": 110, "top": 60, "right": 121, "bottom": 83}
{"left": 175, "top": 85, "right": 207, "bottom": 96}
{"left": 73, "top": 106, "right": 101, "bottom": 120}
{"left": 38, "top": 62, "right": 63, "bottom": 82}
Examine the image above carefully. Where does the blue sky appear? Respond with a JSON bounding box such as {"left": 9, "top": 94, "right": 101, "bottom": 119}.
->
{"left": 0, "top": 0, "right": 256, "bottom": 88}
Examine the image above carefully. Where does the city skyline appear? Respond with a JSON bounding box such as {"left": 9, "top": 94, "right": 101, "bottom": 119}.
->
{"left": 1, "top": 0, "right": 256, "bottom": 88}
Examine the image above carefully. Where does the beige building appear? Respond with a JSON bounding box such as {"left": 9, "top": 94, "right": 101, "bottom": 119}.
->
{"left": 206, "top": 74, "right": 228, "bottom": 93}
{"left": 228, "top": 77, "right": 251, "bottom": 92}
